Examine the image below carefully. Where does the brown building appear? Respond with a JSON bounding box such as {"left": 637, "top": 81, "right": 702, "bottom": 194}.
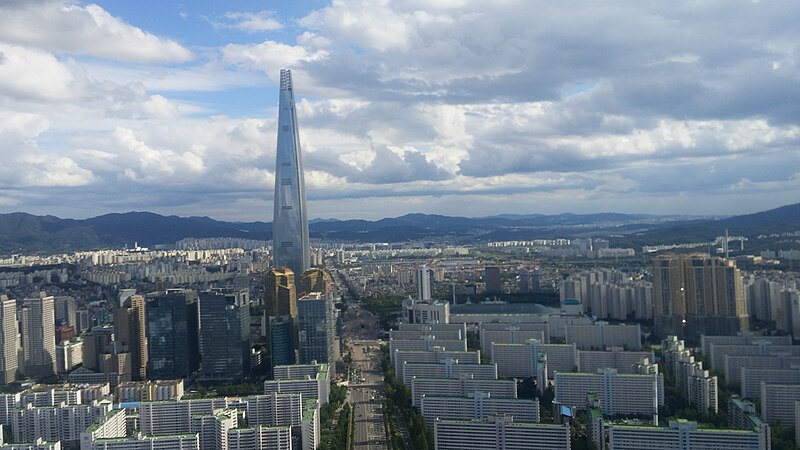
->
{"left": 299, "top": 268, "right": 333, "bottom": 297}
{"left": 653, "top": 253, "right": 748, "bottom": 340}
{"left": 265, "top": 268, "right": 297, "bottom": 318}
{"left": 114, "top": 294, "right": 148, "bottom": 380}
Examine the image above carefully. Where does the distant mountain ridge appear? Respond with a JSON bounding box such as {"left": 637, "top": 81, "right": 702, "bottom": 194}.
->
{"left": 0, "top": 203, "right": 798, "bottom": 255}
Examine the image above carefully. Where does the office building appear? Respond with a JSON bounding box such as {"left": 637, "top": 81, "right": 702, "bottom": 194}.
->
{"left": 145, "top": 290, "right": 199, "bottom": 380}
{"left": 272, "top": 68, "right": 310, "bottom": 280}
{"left": 19, "top": 294, "right": 56, "bottom": 379}
{"left": 298, "top": 268, "right": 333, "bottom": 297}
{"left": 484, "top": 266, "right": 501, "bottom": 294}
{"left": 401, "top": 297, "right": 449, "bottom": 324}
{"left": 0, "top": 296, "right": 17, "bottom": 385}
{"left": 653, "top": 254, "right": 748, "bottom": 339}
{"left": 297, "top": 292, "right": 334, "bottom": 364}
{"left": 433, "top": 415, "right": 570, "bottom": 450}
{"left": 265, "top": 268, "right": 297, "bottom": 318}
{"left": 113, "top": 295, "right": 148, "bottom": 381}
{"left": 265, "top": 315, "right": 295, "bottom": 370}
{"left": 198, "top": 289, "right": 251, "bottom": 382}
{"left": 53, "top": 296, "right": 77, "bottom": 329}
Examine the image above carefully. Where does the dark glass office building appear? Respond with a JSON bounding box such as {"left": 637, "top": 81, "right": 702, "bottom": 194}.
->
{"left": 145, "top": 290, "right": 199, "bottom": 380}
{"left": 198, "top": 289, "right": 251, "bottom": 382}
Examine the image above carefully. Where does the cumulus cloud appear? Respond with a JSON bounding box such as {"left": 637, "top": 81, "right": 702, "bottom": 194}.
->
{"left": 0, "top": 1, "right": 192, "bottom": 63}
{"left": 218, "top": 11, "right": 283, "bottom": 33}
{"left": 1, "top": 1, "right": 799, "bottom": 219}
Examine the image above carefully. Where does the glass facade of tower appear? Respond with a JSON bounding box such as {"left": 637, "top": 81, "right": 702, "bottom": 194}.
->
{"left": 198, "top": 289, "right": 251, "bottom": 382}
{"left": 272, "top": 68, "right": 310, "bottom": 279}
{"left": 145, "top": 291, "right": 199, "bottom": 380}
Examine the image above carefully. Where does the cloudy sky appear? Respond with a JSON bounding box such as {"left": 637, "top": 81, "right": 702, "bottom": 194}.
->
{"left": 0, "top": 0, "right": 798, "bottom": 221}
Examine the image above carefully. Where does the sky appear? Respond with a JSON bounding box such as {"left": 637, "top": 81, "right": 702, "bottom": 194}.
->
{"left": 0, "top": 0, "right": 798, "bottom": 222}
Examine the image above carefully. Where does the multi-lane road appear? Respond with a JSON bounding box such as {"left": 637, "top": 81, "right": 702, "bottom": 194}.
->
{"left": 350, "top": 340, "right": 387, "bottom": 450}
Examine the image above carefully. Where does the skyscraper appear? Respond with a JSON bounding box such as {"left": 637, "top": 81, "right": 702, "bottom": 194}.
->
{"left": 197, "top": 289, "right": 251, "bottom": 382}
{"left": 145, "top": 290, "right": 199, "bottom": 380}
{"left": 20, "top": 293, "right": 56, "bottom": 378}
{"left": 299, "top": 268, "right": 333, "bottom": 297}
{"left": 265, "top": 268, "right": 297, "bottom": 318}
{"left": 272, "top": 68, "right": 310, "bottom": 279}
{"left": 0, "top": 295, "right": 18, "bottom": 384}
{"left": 297, "top": 292, "right": 335, "bottom": 364}
{"left": 114, "top": 294, "right": 148, "bottom": 380}
{"left": 653, "top": 253, "right": 748, "bottom": 339}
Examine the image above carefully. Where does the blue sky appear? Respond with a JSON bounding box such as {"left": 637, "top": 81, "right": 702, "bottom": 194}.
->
{"left": 0, "top": 0, "right": 798, "bottom": 221}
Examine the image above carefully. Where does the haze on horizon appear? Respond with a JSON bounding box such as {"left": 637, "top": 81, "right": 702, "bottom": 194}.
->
{"left": 0, "top": 0, "right": 797, "bottom": 222}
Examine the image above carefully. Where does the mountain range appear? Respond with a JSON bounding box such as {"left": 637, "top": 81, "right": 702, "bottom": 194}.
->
{"left": 0, "top": 203, "right": 798, "bottom": 255}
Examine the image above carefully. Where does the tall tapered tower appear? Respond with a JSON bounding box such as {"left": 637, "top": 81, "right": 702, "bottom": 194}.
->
{"left": 272, "top": 68, "right": 310, "bottom": 278}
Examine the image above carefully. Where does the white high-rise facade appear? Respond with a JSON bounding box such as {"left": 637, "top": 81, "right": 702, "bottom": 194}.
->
{"left": 0, "top": 295, "right": 18, "bottom": 384}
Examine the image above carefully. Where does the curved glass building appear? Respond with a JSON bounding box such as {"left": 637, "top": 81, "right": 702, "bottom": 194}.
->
{"left": 272, "top": 69, "right": 310, "bottom": 277}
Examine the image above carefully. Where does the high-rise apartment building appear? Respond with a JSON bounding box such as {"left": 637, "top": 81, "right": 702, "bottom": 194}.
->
{"left": 20, "top": 293, "right": 56, "bottom": 379}
{"left": 114, "top": 294, "right": 148, "bottom": 380}
{"left": 265, "top": 268, "right": 297, "bottom": 318}
{"left": 272, "top": 68, "right": 310, "bottom": 279}
{"left": 145, "top": 290, "right": 199, "bottom": 380}
{"left": 653, "top": 254, "right": 748, "bottom": 339}
{"left": 197, "top": 289, "right": 251, "bottom": 382}
{"left": 0, "top": 295, "right": 18, "bottom": 384}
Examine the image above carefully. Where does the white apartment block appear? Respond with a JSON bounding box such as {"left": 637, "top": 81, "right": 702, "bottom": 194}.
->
{"left": 11, "top": 401, "right": 112, "bottom": 447}
{"left": 272, "top": 362, "right": 330, "bottom": 381}
{"left": 245, "top": 394, "right": 302, "bottom": 428}
{"left": 741, "top": 367, "right": 800, "bottom": 400}
{"left": 401, "top": 360, "right": 497, "bottom": 386}
{"left": 81, "top": 409, "right": 127, "bottom": 448}
{"left": 263, "top": 379, "right": 328, "bottom": 407}
{"left": 420, "top": 393, "right": 539, "bottom": 427}
{"left": 491, "top": 340, "right": 577, "bottom": 379}
{"left": 392, "top": 348, "right": 479, "bottom": 382}
{"left": 189, "top": 409, "right": 236, "bottom": 450}
{"left": 760, "top": 383, "right": 800, "bottom": 426}
{"left": 0, "top": 438, "right": 62, "bottom": 450}
{"left": 396, "top": 323, "right": 466, "bottom": 335}
{"left": 707, "top": 342, "right": 800, "bottom": 373}
{"left": 433, "top": 416, "right": 570, "bottom": 450}
{"left": 226, "top": 426, "right": 291, "bottom": 450}
{"left": 388, "top": 338, "right": 467, "bottom": 362}
{"left": 86, "top": 433, "right": 199, "bottom": 450}
{"left": 606, "top": 419, "right": 769, "bottom": 450}
{"left": 577, "top": 349, "right": 655, "bottom": 374}
{"left": 701, "top": 334, "right": 791, "bottom": 358}
{"left": 555, "top": 370, "right": 663, "bottom": 419}
{"left": 479, "top": 323, "right": 548, "bottom": 358}
{"left": 411, "top": 376, "right": 517, "bottom": 407}
{"left": 389, "top": 330, "right": 463, "bottom": 341}
{"left": 565, "top": 323, "right": 641, "bottom": 351}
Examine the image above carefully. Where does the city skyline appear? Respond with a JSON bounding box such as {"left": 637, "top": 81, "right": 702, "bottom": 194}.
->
{"left": 0, "top": 1, "right": 798, "bottom": 222}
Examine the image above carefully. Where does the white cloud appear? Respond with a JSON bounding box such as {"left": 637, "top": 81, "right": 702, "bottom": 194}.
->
{"left": 222, "top": 11, "right": 283, "bottom": 33}
{"left": 0, "top": 1, "right": 192, "bottom": 63}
